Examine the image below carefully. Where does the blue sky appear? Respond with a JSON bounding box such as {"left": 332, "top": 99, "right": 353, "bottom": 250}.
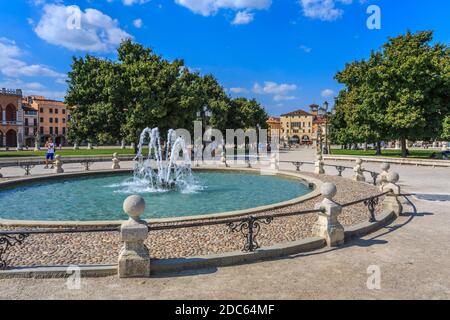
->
{"left": 0, "top": 0, "right": 449, "bottom": 116}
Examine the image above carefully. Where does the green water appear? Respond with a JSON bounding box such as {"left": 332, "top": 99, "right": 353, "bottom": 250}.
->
{"left": 0, "top": 172, "right": 311, "bottom": 221}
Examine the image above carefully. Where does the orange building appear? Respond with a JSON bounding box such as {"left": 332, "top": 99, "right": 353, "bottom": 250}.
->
{"left": 0, "top": 88, "right": 24, "bottom": 148}
{"left": 266, "top": 116, "right": 281, "bottom": 142}
{"left": 28, "top": 96, "right": 70, "bottom": 146}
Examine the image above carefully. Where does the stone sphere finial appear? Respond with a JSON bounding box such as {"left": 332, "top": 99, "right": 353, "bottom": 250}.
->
{"left": 55, "top": 154, "right": 61, "bottom": 160}
{"left": 381, "top": 162, "right": 390, "bottom": 171}
{"left": 355, "top": 158, "right": 362, "bottom": 165}
{"left": 321, "top": 182, "right": 337, "bottom": 200}
{"left": 387, "top": 172, "right": 399, "bottom": 184}
{"left": 123, "top": 195, "right": 146, "bottom": 220}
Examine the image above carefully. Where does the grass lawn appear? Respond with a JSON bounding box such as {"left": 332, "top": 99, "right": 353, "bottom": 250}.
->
{"left": 330, "top": 149, "right": 446, "bottom": 160}
{"left": 0, "top": 148, "right": 137, "bottom": 158}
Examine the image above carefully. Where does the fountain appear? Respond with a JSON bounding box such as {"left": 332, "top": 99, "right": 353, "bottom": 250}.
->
{"left": 133, "top": 128, "right": 194, "bottom": 191}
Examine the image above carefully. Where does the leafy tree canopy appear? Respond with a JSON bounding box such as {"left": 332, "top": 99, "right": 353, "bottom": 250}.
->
{"left": 65, "top": 39, "right": 268, "bottom": 144}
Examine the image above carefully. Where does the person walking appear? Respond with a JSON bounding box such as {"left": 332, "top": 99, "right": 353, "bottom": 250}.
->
{"left": 44, "top": 138, "right": 55, "bottom": 169}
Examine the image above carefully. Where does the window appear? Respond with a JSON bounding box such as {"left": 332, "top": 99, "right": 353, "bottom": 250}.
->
{"left": 25, "top": 127, "right": 29, "bottom": 136}
{"left": 62, "top": 118, "right": 66, "bottom": 124}
{"left": 40, "top": 108, "right": 44, "bottom": 113}
{"left": 55, "top": 127, "right": 59, "bottom": 135}
{"left": 62, "top": 109, "right": 66, "bottom": 115}
{"left": 25, "top": 118, "right": 29, "bottom": 126}
{"left": 63, "top": 127, "right": 66, "bottom": 135}
{"left": 49, "top": 108, "right": 53, "bottom": 114}
{"left": 40, "top": 127, "right": 44, "bottom": 134}
{"left": 55, "top": 118, "right": 59, "bottom": 124}
{"left": 55, "top": 109, "right": 59, "bottom": 114}
{"left": 33, "top": 119, "right": 37, "bottom": 126}
{"left": 49, "top": 127, "right": 53, "bottom": 135}
{"left": 49, "top": 118, "right": 53, "bottom": 123}
{"left": 40, "top": 118, "right": 44, "bottom": 123}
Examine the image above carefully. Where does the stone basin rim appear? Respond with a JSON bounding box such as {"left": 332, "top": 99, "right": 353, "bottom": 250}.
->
{"left": 0, "top": 167, "right": 323, "bottom": 227}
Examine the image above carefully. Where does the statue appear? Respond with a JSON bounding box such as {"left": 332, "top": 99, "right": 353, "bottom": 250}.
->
{"left": 34, "top": 132, "right": 41, "bottom": 151}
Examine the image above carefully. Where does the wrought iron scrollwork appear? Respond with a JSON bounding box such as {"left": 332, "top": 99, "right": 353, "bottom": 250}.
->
{"left": 370, "top": 172, "right": 379, "bottom": 186}
{"left": 0, "top": 233, "right": 30, "bottom": 270}
{"left": 292, "top": 162, "right": 303, "bottom": 171}
{"left": 336, "top": 166, "right": 346, "bottom": 177}
{"left": 19, "top": 163, "right": 35, "bottom": 176}
{"left": 227, "top": 216, "right": 273, "bottom": 252}
{"left": 364, "top": 196, "right": 379, "bottom": 223}
{"left": 80, "top": 161, "right": 93, "bottom": 171}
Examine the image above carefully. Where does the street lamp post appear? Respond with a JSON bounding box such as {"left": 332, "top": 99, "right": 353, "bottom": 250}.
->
{"left": 318, "top": 101, "right": 330, "bottom": 154}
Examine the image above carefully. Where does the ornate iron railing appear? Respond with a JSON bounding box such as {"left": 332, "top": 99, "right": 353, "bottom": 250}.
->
{"left": 0, "top": 227, "right": 119, "bottom": 270}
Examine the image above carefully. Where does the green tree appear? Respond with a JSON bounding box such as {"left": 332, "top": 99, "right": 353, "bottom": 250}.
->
{"left": 331, "top": 31, "right": 450, "bottom": 157}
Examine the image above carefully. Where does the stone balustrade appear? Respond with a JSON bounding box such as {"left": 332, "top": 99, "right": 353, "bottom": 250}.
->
{"left": 112, "top": 153, "right": 120, "bottom": 169}
{"left": 314, "top": 182, "right": 344, "bottom": 247}
{"left": 118, "top": 195, "right": 150, "bottom": 278}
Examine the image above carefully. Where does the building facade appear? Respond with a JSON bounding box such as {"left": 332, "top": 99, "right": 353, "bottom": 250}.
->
{"left": 266, "top": 116, "right": 281, "bottom": 142}
{"left": 29, "top": 96, "right": 69, "bottom": 146}
{"left": 280, "top": 109, "right": 314, "bottom": 145}
{"left": 0, "top": 88, "right": 24, "bottom": 149}
{"left": 22, "top": 100, "right": 39, "bottom": 148}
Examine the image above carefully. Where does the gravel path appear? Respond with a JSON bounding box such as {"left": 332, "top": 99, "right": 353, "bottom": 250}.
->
{"left": 1, "top": 172, "right": 383, "bottom": 268}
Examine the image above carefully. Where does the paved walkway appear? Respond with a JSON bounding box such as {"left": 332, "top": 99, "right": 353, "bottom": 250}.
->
{"left": 1, "top": 149, "right": 449, "bottom": 299}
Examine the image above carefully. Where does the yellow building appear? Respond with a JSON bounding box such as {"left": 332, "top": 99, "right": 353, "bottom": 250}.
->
{"left": 280, "top": 109, "right": 314, "bottom": 145}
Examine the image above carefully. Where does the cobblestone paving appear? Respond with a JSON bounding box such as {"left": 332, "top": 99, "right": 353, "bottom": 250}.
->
{"left": 2, "top": 173, "right": 383, "bottom": 268}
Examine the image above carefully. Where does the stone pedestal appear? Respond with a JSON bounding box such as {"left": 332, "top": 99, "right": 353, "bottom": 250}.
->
{"left": 314, "top": 183, "right": 344, "bottom": 247}
{"left": 112, "top": 153, "right": 121, "bottom": 169}
{"left": 73, "top": 143, "right": 79, "bottom": 150}
{"left": 353, "top": 158, "right": 365, "bottom": 182}
{"left": 53, "top": 155, "right": 64, "bottom": 174}
{"left": 121, "top": 140, "right": 126, "bottom": 149}
{"left": 34, "top": 142, "right": 40, "bottom": 152}
{"left": 381, "top": 172, "right": 403, "bottom": 217}
{"left": 314, "top": 154, "right": 325, "bottom": 175}
{"left": 220, "top": 151, "right": 228, "bottom": 167}
{"left": 118, "top": 195, "right": 150, "bottom": 278}
{"left": 87, "top": 143, "right": 93, "bottom": 150}
{"left": 270, "top": 152, "right": 279, "bottom": 171}
{"left": 378, "top": 163, "right": 390, "bottom": 187}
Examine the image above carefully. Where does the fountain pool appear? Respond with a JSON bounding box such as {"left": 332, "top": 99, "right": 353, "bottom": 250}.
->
{"left": 0, "top": 171, "right": 313, "bottom": 222}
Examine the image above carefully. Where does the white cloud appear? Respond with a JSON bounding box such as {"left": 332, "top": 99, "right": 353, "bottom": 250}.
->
{"left": 0, "top": 38, "right": 65, "bottom": 79}
{"left": 299, "top": 0, "right": 353, "bottom": 21}
{"left": 175, "top": 0, "right": 271, "bottom": 23}
{"left": 321, "top": 88, "right": 335, "bottom": 97}
{"left": 123, "top": 0, "right": 150, "bottom": 5}
{"left": 299, "top": 45, "right": 312, "bottom": 53}
{"left": 0, "top": 78, "right": 65, "bottom": 100}
{"left": 133, "top": 18, "right": 143, "bottom": 28}
{"left": 175, "top": 0, "right": 271, "bottom": 16}
{"left": 274, "top": 95, "right": 296, "bottom": 101}
{"left": 232, "top": 11, "right": 254, "bottom": 25}
{"left": 229, "top": 87, "right": 249, "bottom": 94}
{"left": 34, "top": 4, "right": 132, "bottom": 52}
{"left": 253, "top": 81, "right": 297, "bottom": 101}
{"left": 253, "top": 81, "right": 297, "bottom": 95}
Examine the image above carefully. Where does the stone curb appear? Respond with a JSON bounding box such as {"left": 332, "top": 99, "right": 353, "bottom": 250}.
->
{"left": 0, "top": 210, "right": 395, "bottom": 279}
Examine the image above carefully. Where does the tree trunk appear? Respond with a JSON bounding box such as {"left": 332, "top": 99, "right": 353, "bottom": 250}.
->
{"left": 401, "top": 137, "right": 407, "bottom": 158}
{"left": 375, "top": 141, "right": 382, "bottom": 155}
